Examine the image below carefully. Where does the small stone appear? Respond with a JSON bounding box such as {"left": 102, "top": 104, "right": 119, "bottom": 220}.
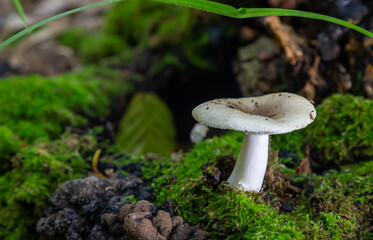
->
{"left": 281, "top": 202, "right": 294, "bottom": 213}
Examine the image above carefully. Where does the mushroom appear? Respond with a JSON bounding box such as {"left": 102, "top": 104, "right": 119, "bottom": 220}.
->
{"left": 192, "top": 92, "right": 316, "bottom": 192}
{"left": 190, "top": 123, "right": 209, "bottom": 143}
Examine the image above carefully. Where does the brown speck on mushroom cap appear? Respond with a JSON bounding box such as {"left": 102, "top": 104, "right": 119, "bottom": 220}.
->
{"left": 192, "top": 92, "right": 316, "bottom": 135}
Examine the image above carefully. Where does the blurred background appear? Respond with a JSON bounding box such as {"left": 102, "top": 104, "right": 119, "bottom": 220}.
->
{"left": 1, "top": 0, "right": 373, "bottom": 156}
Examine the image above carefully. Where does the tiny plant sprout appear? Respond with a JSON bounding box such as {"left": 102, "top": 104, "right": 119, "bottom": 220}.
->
{"left": 192, "top": 92, "right": 316, "bottom": 192}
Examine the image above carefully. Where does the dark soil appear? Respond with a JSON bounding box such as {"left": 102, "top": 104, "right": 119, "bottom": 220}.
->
{"left": 37, "top": 174, "right": 210, "bottom": 240}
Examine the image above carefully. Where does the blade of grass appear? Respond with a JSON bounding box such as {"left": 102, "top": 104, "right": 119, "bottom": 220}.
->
{"left": 12, "top": 0, "right": 28, "bottom": 27}
{"left": 0, "top": 0, "right": 123, "bottom": 50}
{"left": 1, "top": 0, "right": 372, "bottom": 51}
{"left": 155, "top": 0, "right": 373, "bottom": 38}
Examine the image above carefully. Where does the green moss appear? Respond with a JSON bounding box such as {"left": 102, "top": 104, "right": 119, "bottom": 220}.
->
{"left": 308, "top": 94, "right": 373, "bottom": 165}
{"left": 0, "top": 126, "right": 20, "bottom": 172}
{"left": 59, "top": 29, "right": 130, "bottom": 63}
{"left": 105, "top": 0, "right": 227, "bottom": 69}
{"left": 272, "top": 94, "right": 373, "bottom": 167}
{"left": 0, "top": 67, "right": 132, "bottom": 239}
{"left": 148, "top": 131, "right": 243, "bottom": 201}
{"left": 0, "top": 131, "right": 94, "bottom": 239}
{"left": 295, "top": 166, "right": 373, "bottom": 239}
{"left": 104, "top": 0, "right": 194, "bottom": 48}
{"left": 0, "top": 67, "right": 131, "bottom": 153}
{"left": 341, "top": 160, "right": 373, "bottom": 175}
{"left": 59, "top": 0, "right": 233, "bottom": 69}
{"left": 179, "top": 183, "right": 304, "bottom": 239}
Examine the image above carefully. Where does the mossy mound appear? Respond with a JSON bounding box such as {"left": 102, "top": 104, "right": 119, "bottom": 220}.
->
{"left": 0, "top": 67, "right": 130, "bottom": 142}
{"left": 0, "top": 67, "right": 132, "bottom": 171}
{"left": 148, "top": 132, "right": 373, "bottom": 239}
{"left": 307, "top": 94, "right": 373, "bottom": 166}
{"left": 272, "top": 94, "right": 373, "bottom": 169}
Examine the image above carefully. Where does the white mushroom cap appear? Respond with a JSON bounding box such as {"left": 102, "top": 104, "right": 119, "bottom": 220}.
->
{"left": 192, "top": 92, "right": 316, "bottom": 135}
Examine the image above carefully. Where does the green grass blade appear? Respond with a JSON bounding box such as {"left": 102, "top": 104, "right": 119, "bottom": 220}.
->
{"left": 1, "top": 0, "right": 372, "bottom": 51}
{"left": 0, "top": 0, "right": 123, "bottom": 50}
{"left": 12, "top": 0, "right": 28, "bottom": 27}
{"left": 155, "top": 0, "right": 373, "bottom": 38}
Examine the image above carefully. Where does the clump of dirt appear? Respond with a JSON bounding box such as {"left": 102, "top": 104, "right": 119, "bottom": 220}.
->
{"left": 119, "top": 200, "right": 210, "bottom": 240}
{"left": 36, "top": 176, "right": 209, "bottom": 240}
{"left": 36, "top": 175, "right": 150, "bottom": 239}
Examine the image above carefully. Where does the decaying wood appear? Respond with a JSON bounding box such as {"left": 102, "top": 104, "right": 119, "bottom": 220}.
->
{"left": 264, "top": 16, "right": 306, "bottom": 65}
{"left": 300, "top": 56, "right": 327, "bottom": 99}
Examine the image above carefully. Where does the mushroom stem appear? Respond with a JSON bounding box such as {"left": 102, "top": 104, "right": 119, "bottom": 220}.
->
{"left": 227, "top": 134, "right": 269, "bottom": 192}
